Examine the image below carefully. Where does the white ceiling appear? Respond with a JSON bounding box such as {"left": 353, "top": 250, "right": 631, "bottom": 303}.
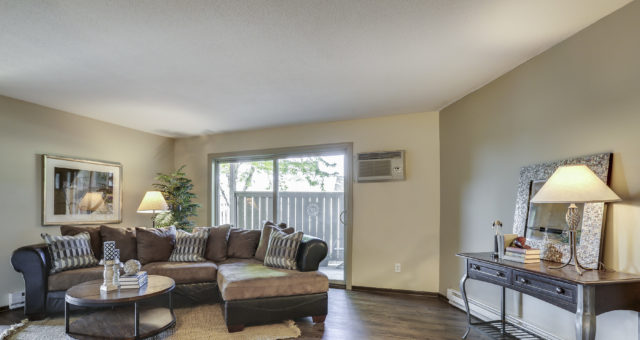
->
{"left": 0, "top": 0, "right": 631, "bottom": 137}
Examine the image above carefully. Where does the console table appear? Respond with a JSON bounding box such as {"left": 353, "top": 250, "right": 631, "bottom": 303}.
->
{"left": 458, "top": 252, "right": 640, "bottom": 340}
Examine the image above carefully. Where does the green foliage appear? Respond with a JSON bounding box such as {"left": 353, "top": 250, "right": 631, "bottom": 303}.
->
{"left": 153, "top": 165, "right": 200, "bottom": 229}
{"left": 224, "top": 157, "right": 340, "bottom": 192}
{"left": 278, "top": 158, "right": 339, "bottom": 191}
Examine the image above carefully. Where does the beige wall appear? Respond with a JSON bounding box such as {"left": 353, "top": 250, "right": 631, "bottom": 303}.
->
{"left": 174, "top": 112, "right": 440, "bottom": 292}
{"left": 0, "top": 96, "right": 174, "bottom": 306}
{"left": 440, "top": 1, "right": 640, "bottom": 339}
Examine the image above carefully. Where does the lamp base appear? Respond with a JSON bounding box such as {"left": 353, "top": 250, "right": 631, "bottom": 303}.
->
{"left": 151, "top": 213, "right": 157, "bottom": 228}
{"left": 549, "top": 229, "right": 592, "bottom": 275}
{"left": 548, "top": 204, "right": 593, "bottom": 275}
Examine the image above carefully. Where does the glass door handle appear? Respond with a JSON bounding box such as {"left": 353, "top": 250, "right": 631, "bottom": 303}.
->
{"left": 339, "top": 211, "right": 346, "bottom": 224}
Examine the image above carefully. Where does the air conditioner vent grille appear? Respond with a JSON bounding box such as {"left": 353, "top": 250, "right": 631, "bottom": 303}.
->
{"left": 358, "top": 151, "right": 402, "bottom": 160}
{"left": 358, "top": 159, "right": 391, "bottom": 178}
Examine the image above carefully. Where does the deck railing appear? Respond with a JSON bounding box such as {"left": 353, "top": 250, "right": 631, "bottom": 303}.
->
{"left": 227, "top": 191, "right": 344, "bottom": 263}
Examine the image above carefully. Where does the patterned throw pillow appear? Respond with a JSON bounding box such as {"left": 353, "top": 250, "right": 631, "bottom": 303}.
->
{"left": 263, "top": 230, "right": 304, "bottom": 270}
{"left": 41, "top": 232, "right": 99, "bottom": 274}
{"left": 168, "top": 229, "right": 209, "bottom": 262}
{"left": 255, "top": 224, "right": 295, "bottom": 261}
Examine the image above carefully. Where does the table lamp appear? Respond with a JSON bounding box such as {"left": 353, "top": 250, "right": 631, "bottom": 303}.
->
{"left": 530, "top": 164, "right": 620, "bottom": 274}
{"left": 136, "top": 191, "right": 169, "bottom": 228}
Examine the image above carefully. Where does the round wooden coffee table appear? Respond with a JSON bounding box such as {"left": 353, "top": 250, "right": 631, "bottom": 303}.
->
{"left": 65, "top": 275, "right": 176, "bottom": 340}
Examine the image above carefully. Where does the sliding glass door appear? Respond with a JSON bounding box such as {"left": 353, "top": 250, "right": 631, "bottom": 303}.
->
{"left": 277, "top": 155, "right": 344, "bottom": 281}
{"left": 212, "top": 147, "right": 349, "bottom": 283}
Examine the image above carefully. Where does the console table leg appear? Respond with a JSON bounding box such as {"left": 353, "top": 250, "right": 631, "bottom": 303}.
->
{"left": 576, "top": 285, "right": 596, "bottom": 340}
{"left": 459, "top": 270, "right": 471, "bottom": 339}
{"left": 501, "top": 286, "right": 506, "bottom": 334}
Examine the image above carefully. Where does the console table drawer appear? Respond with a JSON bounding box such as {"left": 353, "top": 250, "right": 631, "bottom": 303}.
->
{"left": 468, "top": 260, "right": 511, "bottom": 285}
{"left": 512, "top": 270, "right": 576, "bottom": 304}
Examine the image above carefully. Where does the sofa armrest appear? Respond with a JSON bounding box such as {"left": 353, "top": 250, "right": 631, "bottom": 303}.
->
{"left": 11, "top": 244, "right": 51, "bottom": 319}
{"left": 296, "top": 235, "right": 328, "bottom": 272}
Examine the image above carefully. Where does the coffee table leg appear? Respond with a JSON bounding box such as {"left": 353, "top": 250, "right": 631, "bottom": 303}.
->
{"left": 169, "top": 291, "right": 173, "bottom": 311}
{"left": 65, "top": 301, "right": 69, "bottom": 333}
{"left": 134, "top": 301, "right": 140, "bottom": 339}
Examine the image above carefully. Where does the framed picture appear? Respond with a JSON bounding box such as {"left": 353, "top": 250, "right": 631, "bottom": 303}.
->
{"left": 512, "top": 153, "right": 612, "bottom": 269}
{"left": 42, "top": 155, "right": 122, "bottom": 225}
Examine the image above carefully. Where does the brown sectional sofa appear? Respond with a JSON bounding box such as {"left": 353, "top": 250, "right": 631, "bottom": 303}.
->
{"left": 11, "top": 224, "right": 329, "bottom": 332}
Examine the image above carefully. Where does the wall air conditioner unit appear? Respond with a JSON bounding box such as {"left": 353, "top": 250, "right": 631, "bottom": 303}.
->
{"left": 356, "top": 150, "right": 405, "bottom": 182}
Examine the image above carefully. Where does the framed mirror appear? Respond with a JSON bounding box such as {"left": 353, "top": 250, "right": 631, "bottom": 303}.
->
{"left": 513, "top": 153, "right": 612, "bottom": 269}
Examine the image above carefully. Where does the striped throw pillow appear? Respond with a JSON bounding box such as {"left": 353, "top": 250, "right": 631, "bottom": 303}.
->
{"left": 264, "top": 230, "right": 304, "bottom": 270}
{"left": 168, "top": 229, "right": 209, "bottom": 262}
{"left": 41, "top": 232, "right": 99, "bottom": 273}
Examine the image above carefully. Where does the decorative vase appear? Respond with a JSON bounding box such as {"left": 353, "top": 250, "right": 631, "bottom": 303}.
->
{"left": 124, "top": 259, "right": 141, "bottom": 276}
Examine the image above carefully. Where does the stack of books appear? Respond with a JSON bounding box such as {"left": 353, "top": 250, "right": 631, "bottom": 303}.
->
{"left": 119, "top": 271, "right": 148, "bottom": 289}
{"left": 503, "top": 247, "right": 541, "bottom": 264}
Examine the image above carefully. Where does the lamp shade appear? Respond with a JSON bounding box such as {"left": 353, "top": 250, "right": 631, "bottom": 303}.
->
{"left": 78, "top": 192, "right": 106, "bottom": 212}
{"left": 530, "top": 165, "right": 621, "bottom": 204}
{"left": 137, "top": 191, "right": 169, "bottom": 213}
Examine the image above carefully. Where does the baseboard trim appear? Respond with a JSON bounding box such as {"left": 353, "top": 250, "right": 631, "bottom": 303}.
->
{"left": 329, "top": 283, "right": 346, "bottom": 289}
{"left": 351, "top": 286, "right": 439, "bottom": 297}
{"left": 446, "top": 288, "right": 563, "bottom": 340}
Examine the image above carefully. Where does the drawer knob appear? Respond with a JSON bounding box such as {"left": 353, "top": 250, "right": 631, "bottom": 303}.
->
{"left": 496, "top": 272, "right": 505, "bottom": 277}
{"left": 519, "top": 278, "right": 528, "bottom": 284}
{"left": 472, "top": 264, "right": 480, "bottom": 270}
{"left": 556, "top": 287, "right": 565, "bottom": 294}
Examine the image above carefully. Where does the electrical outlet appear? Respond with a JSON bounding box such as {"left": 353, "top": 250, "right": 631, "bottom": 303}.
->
{"left": 394, "top": 263, "right": 401, "bottom": 273}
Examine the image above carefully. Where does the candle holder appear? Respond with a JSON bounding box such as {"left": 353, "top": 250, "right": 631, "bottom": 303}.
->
{"left": 112, "top": 249, "right": 121, "bottom": 288}
{"left": 100, "top": 241, "right": 118, "bottom": 292}
{"left": 100, "top": 260, "right": 118, "bottom": 292}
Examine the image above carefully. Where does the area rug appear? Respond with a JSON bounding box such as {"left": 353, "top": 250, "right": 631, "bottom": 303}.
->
{"left": 0, "top": 304, "right": 301, "bottom": 340}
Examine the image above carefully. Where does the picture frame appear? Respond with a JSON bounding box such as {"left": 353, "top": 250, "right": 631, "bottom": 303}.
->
{"left": 512, "top": 153, "right": 612, "bottom": 269}
{"left": 42, "top": 155, "right": 122, "bottom": 225}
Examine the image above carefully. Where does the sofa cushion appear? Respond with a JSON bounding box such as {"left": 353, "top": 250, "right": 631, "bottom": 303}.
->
{"left": 169, "top": 229, "right": 208, "bottom": 262}
{"left": 136, "top": 226, "right": 176, "bottom": 264}
{"left": 196, "top": 224, "right": 231, "bottom": 262}
{"left": 48, "top": 266, "right": 104, "bottom": 291}
{"left": 255, "top": 224, "right": 295, "bottom": 261}
{"left": 60, "top": 225, "right": 103, "bottom": 260}
{"left": 217, "top": 259, "right": 329, "bottom": 301}
{"left": 41, "top": 233, "right": 99, "bottom": 274}
{"left": 227, "top": 229, "right": 261, "bottom": 259}
{"left": 100, "top": 225, "right": 137, "bottom": 261}
{"left": 264, "top": 231, "right": 304, "bottom": 270}
{"left": 142, "top": 261, "right": 217, "bottom": 284}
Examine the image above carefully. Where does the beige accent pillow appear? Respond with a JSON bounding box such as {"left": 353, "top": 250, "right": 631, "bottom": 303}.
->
{"left": 60, "top": 225, "right": 103, "bottom": 260}
{"left": 264, "top": 230, "right": 304, "bottom": 270}
{"left": 255, "top": 225, "right": 295, "bottom": 261}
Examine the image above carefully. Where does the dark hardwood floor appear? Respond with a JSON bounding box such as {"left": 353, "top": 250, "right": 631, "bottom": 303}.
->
{"left": 295, "top": 289, "right": 490, "bottom": 340}
{"left": 0, "top": 288, "right": 490, "bottom": 339}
